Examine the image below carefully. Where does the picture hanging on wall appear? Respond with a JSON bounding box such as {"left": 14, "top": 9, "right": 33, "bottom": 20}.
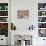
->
{"left": 17, "top": 10, "right": 29, "bottom": 19}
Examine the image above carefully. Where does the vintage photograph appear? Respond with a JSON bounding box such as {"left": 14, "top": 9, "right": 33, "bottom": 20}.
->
{"left": 17, "top": 10, "right": 29, "bottom": 19}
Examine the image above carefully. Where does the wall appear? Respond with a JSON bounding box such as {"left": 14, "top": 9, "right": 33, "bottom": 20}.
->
{"left": 11, "top": 0, "right": 38, "bottom": 30}
{"left": 11, "top": 0, "right": 46, "bottom": 46}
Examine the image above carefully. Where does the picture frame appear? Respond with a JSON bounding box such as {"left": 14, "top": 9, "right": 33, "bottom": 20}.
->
{"left": 17, "top": 10, "right": 29, "bottom": 19}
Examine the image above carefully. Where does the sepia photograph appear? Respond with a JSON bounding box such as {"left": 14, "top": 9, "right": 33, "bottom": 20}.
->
{"left": 17, "top": 10, "right": 29, "bottom": 19}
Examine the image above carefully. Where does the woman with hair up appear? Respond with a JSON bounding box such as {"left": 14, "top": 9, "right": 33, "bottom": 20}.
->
{"left": 11, "top": 23, "right": 16, "bottom": 30}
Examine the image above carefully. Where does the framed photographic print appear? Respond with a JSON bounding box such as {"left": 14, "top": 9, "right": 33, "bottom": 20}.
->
{"left": 17, "top": 10, "right": 29, "bottom": 19}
